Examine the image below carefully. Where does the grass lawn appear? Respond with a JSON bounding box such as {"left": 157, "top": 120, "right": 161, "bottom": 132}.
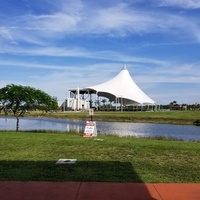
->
{"left": 0, "top": 131, "right": 199, "bottom": 183}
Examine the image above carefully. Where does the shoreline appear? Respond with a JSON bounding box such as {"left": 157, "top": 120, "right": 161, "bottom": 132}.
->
{"left": 0, "top": 110, "right": 199, "bottom": 125}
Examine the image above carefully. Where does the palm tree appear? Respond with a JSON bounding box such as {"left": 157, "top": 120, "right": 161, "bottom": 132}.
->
{"left": 95, "top": 100, "right": 100, "bottom": 110}
{"left": 108, "top": 99, "right": 113, "bottom": 111}
{"left": 101, "top": 99, "right": 107, "bottom": 110}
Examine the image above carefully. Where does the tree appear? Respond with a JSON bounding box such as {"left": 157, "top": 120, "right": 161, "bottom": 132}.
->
{"left": 0, "top": 84, "right": 58, "bottom": 131}
{"left": 101, "top": 99, "right": 107, "bottom": 110}
{"left": 170, "top": 101, "right": 177, "bottom": 106}
{"left": 108, "top": 99, "right": 113, "bottom": 110}
{"left": 94, "top": 100, "right": 100, "bottom": 110}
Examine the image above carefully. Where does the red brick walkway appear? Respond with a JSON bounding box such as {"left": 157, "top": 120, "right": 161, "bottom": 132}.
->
{"left": 0, "top": 181, "right": 200, "bottom": 200}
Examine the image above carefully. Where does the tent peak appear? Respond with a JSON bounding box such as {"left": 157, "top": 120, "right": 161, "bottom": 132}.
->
{"left": 122, "top": 65, "right": 127, "bottom": 70}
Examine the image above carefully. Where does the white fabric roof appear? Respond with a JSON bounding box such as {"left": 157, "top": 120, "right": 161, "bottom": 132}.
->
{"left": 86, "top": 67, "right": 155, "bottom": 105}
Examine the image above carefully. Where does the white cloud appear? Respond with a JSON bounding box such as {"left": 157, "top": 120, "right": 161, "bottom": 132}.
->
{"left": 0, "top": 27, "right": 13, "bottom": 40}
{"left": 0, "top": 60, "right": 67, "bottom": 70}
{"left": 1, "top": 1, "right": 200, "bottom": 44}
{"left": 28, "top": 13, "right": 81, "bottom": 34}
{"left": 156, "top": 0, "right": 200, "bottom": 9}
{"left": 151, "top": 92, "right": 192, "bottom": 104}
{"left": 1, "top": 57, "right": 200, "bottom": 84}
{"left": 0, "top": 44, "right": 169, "bottom": 67}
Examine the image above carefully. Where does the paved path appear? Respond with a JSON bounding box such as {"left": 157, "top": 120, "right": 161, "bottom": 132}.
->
{"left": 0, "top": 181, "right": 200, "bottom": 200}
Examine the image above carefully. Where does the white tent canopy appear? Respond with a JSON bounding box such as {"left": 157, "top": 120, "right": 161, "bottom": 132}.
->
{"left": 85, "top": 66, "right": 155, "bottom": 105}
{"left": 67, "top": 66, "right": 155, "bottom": 110}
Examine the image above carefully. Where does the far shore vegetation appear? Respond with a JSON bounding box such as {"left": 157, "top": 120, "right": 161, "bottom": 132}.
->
{"left": 1, "top": 110, "right": 199, "bottom": 125}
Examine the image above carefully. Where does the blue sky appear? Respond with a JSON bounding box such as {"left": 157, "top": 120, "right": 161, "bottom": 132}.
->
{"left": 0, "top": 0, "right": 200, "bottom": 105}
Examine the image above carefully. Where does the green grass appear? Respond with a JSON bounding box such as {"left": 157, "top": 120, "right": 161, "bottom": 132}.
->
{"left": 0, "top": 131, "right": 199, "bottom": 183}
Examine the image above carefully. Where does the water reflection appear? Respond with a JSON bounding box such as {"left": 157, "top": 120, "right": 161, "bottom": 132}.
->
{"left": 0, "top": 116, "right": 199, "bottom": 141}
{"left": 97, "top": 121, "right": 200, "bottom": 141}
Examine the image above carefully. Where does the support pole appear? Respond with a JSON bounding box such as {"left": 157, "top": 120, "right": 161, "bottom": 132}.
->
{"left": 77, "top": 87, "right": 79, "bottom": 110}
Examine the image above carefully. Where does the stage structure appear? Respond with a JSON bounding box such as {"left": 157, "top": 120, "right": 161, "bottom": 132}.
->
{"left": 64, "top": 87, "right": 90, "bottom": 111}
{"left": 66, "top": 66, "right": 155, "bottom": 111}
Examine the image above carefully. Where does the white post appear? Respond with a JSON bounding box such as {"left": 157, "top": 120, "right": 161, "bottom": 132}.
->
{"left": 96, "top": 92, "right": 98, "bottom": 110}
{"left": 77, "top": 87, "right": 79, "bottom": 110}
{"left": 115, "top": 97, "right": 118, "bottom": 111}
{"left": 121, "top": 96, "right": 123, "bottom": 112}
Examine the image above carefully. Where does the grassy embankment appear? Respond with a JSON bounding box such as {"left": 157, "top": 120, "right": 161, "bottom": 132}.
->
{"left": 0, "top": 131, "right": 199, "bottom": 183}
{"left": 23, "top": 110, "right": 200, "bottom": 125}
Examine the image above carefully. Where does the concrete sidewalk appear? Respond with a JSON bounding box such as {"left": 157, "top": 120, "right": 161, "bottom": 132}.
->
{"left": 0, "top": 181, "right": 200, "bottom": 200}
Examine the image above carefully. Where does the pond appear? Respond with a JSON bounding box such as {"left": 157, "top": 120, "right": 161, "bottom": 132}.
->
{"left": 0, "top": 117, "right": 199, "bottom": 141}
